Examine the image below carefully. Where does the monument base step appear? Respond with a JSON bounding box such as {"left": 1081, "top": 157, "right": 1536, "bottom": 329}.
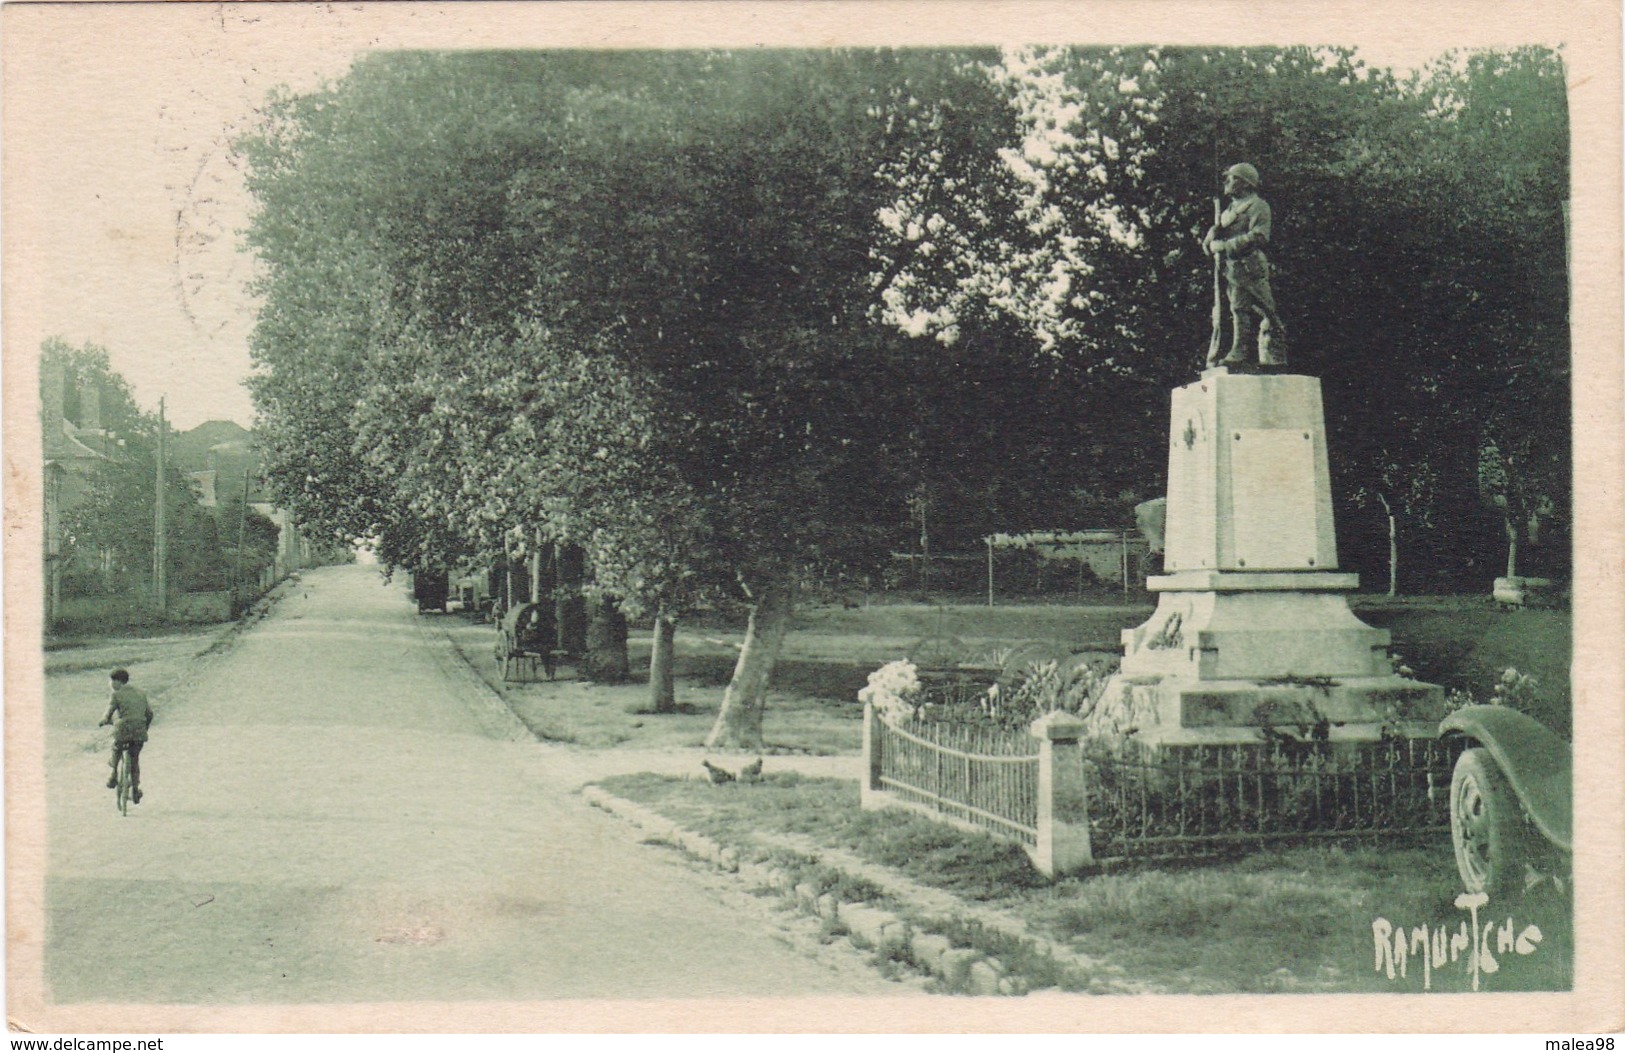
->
{"left": 1092, "top": 673, "right": 1449, "bottom": 747}
{"left": 1120, "top": 588, "right": 1394, "bottom": 680}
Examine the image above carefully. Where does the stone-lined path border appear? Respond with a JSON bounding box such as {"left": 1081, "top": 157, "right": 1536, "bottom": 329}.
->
{"left": 581, "top": 783, "right": 1145, "bottom": 996}
{"left": 423, "top": 603, "right": 1145, "bottom": 996}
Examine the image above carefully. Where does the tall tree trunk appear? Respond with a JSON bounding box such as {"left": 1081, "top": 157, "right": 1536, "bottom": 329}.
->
{"left": 1377, "top": 493, "right": 1397, "bottom": 597}
{"left": 649, "top": 612, "right": 677, "bottom": 714}
{"left": 501, "top": 534, "right": 517, "bottom": 610}
{"left": 529, "top": 526, "right": 545, "bottom": 603}
{"left": 532, "top": 536, "right": 556, "bottom": 609}
{"left": 555, "top": 543, "right": 588, "bottom": 655}
{"left": 705, "top": 575, "right": 794, "bottom": 750}
{"left": 581, "top": 595, "right": 630, "bottom": 682}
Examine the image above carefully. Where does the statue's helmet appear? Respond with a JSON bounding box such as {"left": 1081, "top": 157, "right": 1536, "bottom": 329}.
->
{"left": 1225, "top": 162, "right": 1261, "bottom": 189}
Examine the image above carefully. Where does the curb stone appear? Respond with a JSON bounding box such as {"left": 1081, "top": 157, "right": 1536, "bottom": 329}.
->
{"left": 968, "top": 960, "right": 1003, "bottom": 996}
{"left": 751, "top": 830, "right": 1126, "bottom": 988}
{"left": 584, "top": 782, "right": 1048, "bottom": 995}
{"left": 411, "top": 600, "right": 536, "bottom": 743}
{"left": 940, "top": 947, "right": 980, "bottom": 987}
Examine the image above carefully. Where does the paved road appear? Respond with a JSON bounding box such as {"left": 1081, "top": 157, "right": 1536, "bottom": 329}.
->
{"left": 43, "top": 564, "right": 898, "bottom": 1009}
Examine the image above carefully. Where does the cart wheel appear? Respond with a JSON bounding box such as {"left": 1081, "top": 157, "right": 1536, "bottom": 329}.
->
{"left": 1450, "top": 747, "right": 1530, "bottom": 898}
{"left": 996, "top": 641, "right": 1067, "bottom": 688}
{"left": 908, "top": 635, "right": 965, "bottom": 669}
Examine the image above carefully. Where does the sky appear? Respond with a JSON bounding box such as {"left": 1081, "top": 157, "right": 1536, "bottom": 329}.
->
{"left": 3, "top": 1, "right": 1576, "bottom": 432}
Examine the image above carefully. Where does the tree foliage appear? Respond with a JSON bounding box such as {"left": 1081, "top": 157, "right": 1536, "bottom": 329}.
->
{"left": 239, "top": 49, "right": 1020, "bottom": 744}
{"left": 881, "top": 45, "right": 1570, "bottom": 588}
{"left": 41, "top": 338, "right": 279, "bottom": 600}
{"left": 240, "top": 45, "right": 1570, "bottom": 743}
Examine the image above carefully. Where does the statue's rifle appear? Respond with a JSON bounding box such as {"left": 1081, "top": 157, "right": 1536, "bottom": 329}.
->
{"left": 1206, "top": 196, "right": 1223, "bottom": 366}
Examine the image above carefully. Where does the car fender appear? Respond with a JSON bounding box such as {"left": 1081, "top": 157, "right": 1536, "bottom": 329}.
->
{"left": 1440, "top": 705, "right": 1571, "bottom": 852}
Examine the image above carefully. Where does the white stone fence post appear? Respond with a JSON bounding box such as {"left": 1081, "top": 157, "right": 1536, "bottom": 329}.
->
{"left": 862, "top": 701, "right": 1097, "bottom": 877}
{"left": 1030, "top": 711, "right": 1094, "bottom": 876}
{"left": 860, "top": 701, "right": 884, "bottom": 810}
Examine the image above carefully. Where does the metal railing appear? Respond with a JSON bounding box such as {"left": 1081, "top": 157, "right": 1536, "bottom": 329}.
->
{"left": 870, "top": 714, "right": 1041, "bottom": 847}
{"left": 1081, "top": 736, "right": 1460, "bottom": 862}
{"left": 864, "top": 702, "right": 1461, "bottom": 874}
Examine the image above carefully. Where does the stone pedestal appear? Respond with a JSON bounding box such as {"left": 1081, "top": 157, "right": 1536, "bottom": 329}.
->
{"left": 1103, "top": 371, "right": 1447, "bottom": 746}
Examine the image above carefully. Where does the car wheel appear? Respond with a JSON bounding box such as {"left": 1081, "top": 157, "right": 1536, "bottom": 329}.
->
{"left": 1450, "top": 747, "right": 1529, "bottom": 898}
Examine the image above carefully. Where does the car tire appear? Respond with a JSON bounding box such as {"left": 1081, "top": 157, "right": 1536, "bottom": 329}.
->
{"left": 1450, "top": 747, "right": 1530, "bottom": 899}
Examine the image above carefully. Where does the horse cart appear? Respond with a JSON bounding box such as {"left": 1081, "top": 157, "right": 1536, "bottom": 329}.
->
{"left": 494, "top": 602, "right": 558, "bottom": 682}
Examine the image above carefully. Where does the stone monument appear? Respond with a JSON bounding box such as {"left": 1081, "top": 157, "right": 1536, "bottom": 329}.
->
{"left": 1097, "top": 375, "right": 1447, "bottom": 746}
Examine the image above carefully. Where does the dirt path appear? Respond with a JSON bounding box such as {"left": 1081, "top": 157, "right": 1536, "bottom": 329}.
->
{"left": 40, "top": 564, "right": 903, "bottom": 1013}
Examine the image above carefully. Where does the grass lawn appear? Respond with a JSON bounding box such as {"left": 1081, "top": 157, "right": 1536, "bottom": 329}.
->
{"left": 439, "top": 595, "right": 1572, "bottom": 752}
{"left": 1355, "top": 599, "right": 1572, "bottom": 734}
{"left": 43, "top": 624, "right": 228, "bottom": 683}
{"left": 442, "top": 589, "right": 1573, "bottom": 993}
{"left": 599, "top": 771, "right": 1574, "bottom": 995}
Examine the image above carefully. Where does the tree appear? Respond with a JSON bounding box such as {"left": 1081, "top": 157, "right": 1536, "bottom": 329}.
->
{"left": 877, "top": 45, "right": 1570, "bottom": 590}
{"left": 41, "top": 338, "right": 251, "bottom": 606}
{"left": 1418, "top": 49, "right": 1571, "bottom": 584}
{"left": 1352, "top": 453, "right": 1440, "bottom": 596}
{"left": 45, "top": 339, "right": 156, "bottom": 591}
{"left": 239, "top": 49, "right": 1018, "bottom": 747}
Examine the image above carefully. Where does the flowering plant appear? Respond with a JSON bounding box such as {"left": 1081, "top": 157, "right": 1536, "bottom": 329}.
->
{"left": 1490, "top": 667, "right": 1541, "bottom": 713}
{"left": 985, "top": 658, "right": 1114, "bottom": 729}
{"left": 858, "top": 658, "right": 922, "bottom": 721}
{"left": 1442, "top": 667, "right": 1542, "bottom": 716}
{"left": 859, "top": 651, "right": 1118, "bottom": 732}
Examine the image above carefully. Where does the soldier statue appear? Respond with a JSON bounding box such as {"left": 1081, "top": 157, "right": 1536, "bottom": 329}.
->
{"left": 1203, "top": 162, "right": 1288, "bottom": 372}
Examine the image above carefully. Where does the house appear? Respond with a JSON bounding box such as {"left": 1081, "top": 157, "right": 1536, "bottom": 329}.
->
{"left": 41, "top": 359, "right": 121, "bottom": 623}
{"left": 169, "top": 420, "right": 310, "bottom": 586}
{"left": 171, "top": 419, "right": 260, "bottom": 509}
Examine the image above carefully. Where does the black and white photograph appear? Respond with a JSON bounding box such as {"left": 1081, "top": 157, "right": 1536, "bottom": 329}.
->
{"left": 5, "top": 0, "right": 1621, "bottom": 1038}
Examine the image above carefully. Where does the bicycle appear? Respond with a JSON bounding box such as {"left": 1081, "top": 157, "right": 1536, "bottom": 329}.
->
{"left": 112, "top": 744, "right": 132, "bottom": 816}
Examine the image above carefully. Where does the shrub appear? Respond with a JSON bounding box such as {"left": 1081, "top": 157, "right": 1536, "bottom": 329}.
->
{"left": 868, "top": 653, "right": 1119, "bottom": 732}
{"left": 857, "top": 658, "right": 923, "bottom": 721}
{"left": 1442, "top": 666, "right": 1543, "bottom": 716}
{"left": 1490, "top": 667, "right": 1541, "bottom": 713}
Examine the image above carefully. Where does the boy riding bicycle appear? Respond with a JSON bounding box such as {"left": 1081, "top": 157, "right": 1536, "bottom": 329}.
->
{"left": 100, "top": 668, "right": 152, "bottom": 804}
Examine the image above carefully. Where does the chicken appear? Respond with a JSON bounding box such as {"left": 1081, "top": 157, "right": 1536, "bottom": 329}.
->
{"left": 701, "top": 759, "right": 736, "bottom": 785}
{"left": 739, "top": 756, "right": 764, "bottom": 784}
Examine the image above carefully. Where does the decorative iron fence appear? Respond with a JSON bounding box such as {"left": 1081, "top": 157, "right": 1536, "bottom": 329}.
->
{"left": 862, "top": 701, "right": 1462, "bottom": 875}
{"left": 868, "top": 713, "right": 1040, "bottom": 848}
{"left": 1081, "top": 736, "right": 1461, "bottom": 863}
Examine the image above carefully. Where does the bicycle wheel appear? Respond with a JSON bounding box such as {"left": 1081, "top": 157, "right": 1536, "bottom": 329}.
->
{"left": 116, "top": 750, "right": 131, "bottom": 816}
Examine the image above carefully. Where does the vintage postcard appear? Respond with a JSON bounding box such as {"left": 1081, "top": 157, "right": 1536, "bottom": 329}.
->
{"left": 5, "top": 0, "right": 1621, "bottom": 1038}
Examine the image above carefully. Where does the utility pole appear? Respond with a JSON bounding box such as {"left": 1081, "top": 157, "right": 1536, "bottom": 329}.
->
{"left": 153, "top": 397, "right": 168, "bottom": 614}
{"left": 236, "top": 465, "right": 251, "bottom": 611}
